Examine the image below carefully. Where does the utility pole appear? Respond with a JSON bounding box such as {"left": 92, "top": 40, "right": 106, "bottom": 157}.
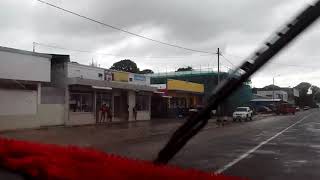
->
{"left": 217, "top": 48, "right": 221, "bottom": 124}
{"left": 217, "top": 48, "right": 220, "bottom": 84}
{"left": 32, "top": 42, "right": 36, "bottom": 52}
{"left": 272, "top": 77, "right": 275, "bottom": 101}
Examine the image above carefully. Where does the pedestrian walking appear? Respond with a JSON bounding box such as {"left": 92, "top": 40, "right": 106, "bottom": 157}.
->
{"left": 107, "top": 105, "right": 112, "bottom": 122}
{"left": 100, "top": 103, "right": 107, "bottom": 123}
{"left": 133, "top": 106, "right": 137, "bottom": 121}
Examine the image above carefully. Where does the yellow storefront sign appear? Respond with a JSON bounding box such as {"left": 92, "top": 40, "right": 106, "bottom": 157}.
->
{"left": 167, "top": 79, "right": 204, "bottom": 93}
{"left": 113, "top": 72, "right": 129, "bottom": 82}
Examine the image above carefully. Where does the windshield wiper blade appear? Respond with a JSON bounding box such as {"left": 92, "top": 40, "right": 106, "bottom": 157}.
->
{"left": 154, "top": 0, "right": 320, "bottom": 165}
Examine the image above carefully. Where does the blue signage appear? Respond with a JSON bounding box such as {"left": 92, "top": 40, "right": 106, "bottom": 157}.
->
{"left": 134, "top": 74, "right": 146, "bottom": 81}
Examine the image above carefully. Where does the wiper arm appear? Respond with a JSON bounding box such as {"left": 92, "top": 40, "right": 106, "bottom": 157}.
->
{"left": 154, "top": 0, "right": 320, "bottom": 164}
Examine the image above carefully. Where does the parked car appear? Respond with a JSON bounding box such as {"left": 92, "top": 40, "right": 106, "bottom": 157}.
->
{"left": 276, "top": 103, "right": 296, "bottom": 115}
{"left": 232, "top": 107, "right": 253, "bottom": 122}
{"left": 296, "top": 107, "right": 300, "bottom": 111}
{"left": 256, "top": 106, "right": 273, "bottom": 114}
{"left": 188, "top": 105, "right": 205, "bottom": 117}
{"left": 303, "top": 106, "right": 311, "bottom": 110}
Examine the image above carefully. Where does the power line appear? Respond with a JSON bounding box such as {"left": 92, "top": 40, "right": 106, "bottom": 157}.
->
{"left": 36, "top": 0, "right": 216, "bottom": 55}
{"left": 34, "top": 42, "right": 212, "bottom": 59}
{"left": 219, "top": 53, "right": 236, "bottom": 68}
{"left": 223, "top": 52, "right": 316, "bottom": 69}
{"left": 35, "top": 42, "right": 241, "bottom": 70}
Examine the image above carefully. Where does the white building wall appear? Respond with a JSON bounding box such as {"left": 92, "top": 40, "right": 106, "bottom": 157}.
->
{"left": 67, "top": 113, "right": 95, "bottom": 126}
{"left": 128, "top": 73, "right": 150, "bottom": 85}
{"left": 0, "top": 89, "right": 37, "bottom": 115}
{"left": 38, "top": 104, "right": 65, "bottom": 126}
{"left": 0, "top": 88, "right": 40, "bottom": 131}
{"left": 67, "top": 63, "right": 105, "bottom": 80}
{"left": 128, "top": 90, "right": 136, "bottom": 122}
{"left": 0, "top": 50, "right": 50, "bottom": 82}
{"left": 136, "top": 95, "right": 151, "bottom": 121}
{"left": 257, "top": 90, "right": 288, "bottom": 102}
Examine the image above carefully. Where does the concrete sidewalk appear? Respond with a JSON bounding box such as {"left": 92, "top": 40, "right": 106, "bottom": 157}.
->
{"left": 0, "top": 114, "right": 274, "bottom": 147}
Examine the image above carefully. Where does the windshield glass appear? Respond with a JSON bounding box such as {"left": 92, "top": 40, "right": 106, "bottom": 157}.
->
{"left": 235, "top": 108, "right": 248, "bottom": 112}
{"left": 0, "top": 1, "right": 320, "bottom": 180}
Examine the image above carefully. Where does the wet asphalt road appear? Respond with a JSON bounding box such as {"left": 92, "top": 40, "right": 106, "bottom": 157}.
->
{"left": 2, "top": 109, "right": 320, "bottom": 180}
{"left": 100, "top": 110, "right": 320, "bottom": 180}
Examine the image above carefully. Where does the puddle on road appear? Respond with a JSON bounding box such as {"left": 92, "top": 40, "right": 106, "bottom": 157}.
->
{"left": 284, "top": 160, "right": 308, "bottom": 168}
{"left": 254, "top": 149, "right": 278, "bottom": 155}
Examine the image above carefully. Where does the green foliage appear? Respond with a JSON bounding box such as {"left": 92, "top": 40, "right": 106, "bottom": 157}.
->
{"left": 262, "top": 84, "right": 281, "bottom": 90}
{"left": 175, "top": 66, "right": 193, "bottom": 72}
{"left": 140, "top": 69, "right": 154, "bottom": 74}
{"left": 295, "top": 82, "right": 320, "bottom": 107}
{"left": 110, "top": 59, "right": 140, "bottom": 73}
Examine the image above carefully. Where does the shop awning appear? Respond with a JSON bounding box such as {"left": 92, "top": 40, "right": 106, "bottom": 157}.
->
{"left": 92, "top": 86, "right": 112, "bottom": 90}
{"left": 68, "top": 77, "right": 156, "bottom": 92}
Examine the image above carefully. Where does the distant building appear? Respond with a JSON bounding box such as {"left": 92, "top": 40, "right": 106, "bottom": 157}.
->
{"left": 51, "top": 57, "right": 156, "bottom": 126}
{"left": 150, "top": 70, "right": 253, "bottom": 115}
{"left": 151, "top": 79, "right": 204, "bottom": 118}
{"left": 255, "top": 87, "right": 299, "bottom": 105}
{"left": 257, "top": 90, "right": 288, "bottom": 102}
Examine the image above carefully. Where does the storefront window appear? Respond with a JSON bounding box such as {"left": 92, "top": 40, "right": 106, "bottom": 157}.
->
{"left": 136, "top": 95, "right": 149, "bottom": 111}
{"left": 170, "top": 97, "right": 187, "bottom": 109}
{"left": 69, "top": 93, "right": 93, "bottom": 112}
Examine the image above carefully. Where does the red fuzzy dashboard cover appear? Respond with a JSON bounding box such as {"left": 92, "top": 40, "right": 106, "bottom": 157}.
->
{"left": 0, "top": 138, "right": 246, "bottom": 180}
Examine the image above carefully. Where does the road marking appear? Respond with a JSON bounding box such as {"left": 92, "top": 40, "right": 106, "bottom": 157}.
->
{"left": 215, "top": 113, "right": 314, "bottom": 174}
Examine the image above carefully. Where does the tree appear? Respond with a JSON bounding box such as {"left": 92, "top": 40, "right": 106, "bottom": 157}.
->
{"left": 176, "top": 66, "right": 193, "bottom": 72}
{"left": 262, "top": 84, "right": 281, "bottom": 91}
{"left": 311, "top": 86, "right": 320, "bottom": 102}
{"left": 295, "top": 82, "right": 311, "bottom": 94}
{"left": 294, "top": 82, "right": 319, "bottom": 107}
{"left": 110, "top": 59, "right": 140, "bottom": 73}
{"left": 140, "top": 69, "right": 154, "bottom": 74}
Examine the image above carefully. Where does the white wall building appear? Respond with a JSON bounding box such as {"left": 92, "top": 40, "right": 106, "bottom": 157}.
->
{"left": 67, "top": 63, "right": 105, "bottom": 81}
{"left": 51, "top": 60, "right": 156, "bottom": 126}
{"left": 257, "top": 90, "right": 288, "bottom": 102}
{"left": 0, "top": 46, "right": 57, "bottom": 131}
{"left": 0, "top": 48, "right": 156, "bottom": 131}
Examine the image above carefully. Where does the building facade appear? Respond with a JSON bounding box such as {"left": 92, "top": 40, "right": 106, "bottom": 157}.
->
{"left": 150, "top": 70, "right": 253, "bottom": 115}
{"left": 151, "top": 79, "right": 204, "bottom": 118}
{"left": 0, "top": 47, "right": 155, "bottom": 131}
{"left": 51, "top": 57, "right": 155, "bottom": 126}
{"left": 257, "top": 90, "right": 289, "bottom": 102}
{"left": 255, "top": 87, "right": 299, "bottom": 105}
{"left": 0, "top": 46, "right": 56, "bottom": 131}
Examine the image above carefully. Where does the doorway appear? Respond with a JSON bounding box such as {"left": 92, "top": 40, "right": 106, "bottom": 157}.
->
{"left": 113, "top": 91, "right": 128, "bottom": 121}
{"left": 96, "top": 92, "right": 112, "bottom": 123}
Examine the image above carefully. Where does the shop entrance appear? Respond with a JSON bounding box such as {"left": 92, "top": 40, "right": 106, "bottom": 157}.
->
{"left": 113, "top": 91, "right": 128, "bottom": 121}
{"left": 96, "top": 92, "right": 112, "bottom": 123}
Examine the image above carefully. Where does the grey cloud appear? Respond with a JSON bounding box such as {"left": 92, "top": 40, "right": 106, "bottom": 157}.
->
{"left": 0, "top": 0, "right": 320, "bottom": 87}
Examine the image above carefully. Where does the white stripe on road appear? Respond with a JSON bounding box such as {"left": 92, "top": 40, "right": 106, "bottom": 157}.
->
{"left": 215, "top": 113, "right": 314, "bottom": 174}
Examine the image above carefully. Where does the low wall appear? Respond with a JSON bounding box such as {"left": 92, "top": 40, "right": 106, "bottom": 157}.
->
{"left": 136, "top": 111, "right": 151, "bottom": 121}
{"left": 38, "top": 104, "right": 65, "bottom": 126}
{"left": 67, "top": 112, "right": 95, "bottom": 126}
{"left": 0, "top": 114, "right": 40, "bottom": 131}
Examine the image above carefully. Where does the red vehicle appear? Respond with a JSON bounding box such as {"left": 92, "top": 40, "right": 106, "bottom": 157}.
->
{"left": 276, "top": 103, "right": 296, "bottom": 115}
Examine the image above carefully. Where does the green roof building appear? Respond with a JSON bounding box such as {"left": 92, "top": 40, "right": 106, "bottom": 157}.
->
{"left": 150, "top": 70, "right": 253, "bottom": 115}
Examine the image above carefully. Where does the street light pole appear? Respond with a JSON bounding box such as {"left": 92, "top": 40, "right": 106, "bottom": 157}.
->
{"left": 217, "top": 48, "right": 220, "bottom": 84}
{"left": 33, "top": 42, "right": 36, "bottom": 52}
{"left": 217, "top": 48, "right": 221, "bottom": 124}
{"left": 272, "top": 77, "right": 275, "bottom": 101}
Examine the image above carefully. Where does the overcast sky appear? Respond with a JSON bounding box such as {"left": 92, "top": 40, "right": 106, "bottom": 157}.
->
{"left": 1, "top": 0, "right": 320, "bottom": 88}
